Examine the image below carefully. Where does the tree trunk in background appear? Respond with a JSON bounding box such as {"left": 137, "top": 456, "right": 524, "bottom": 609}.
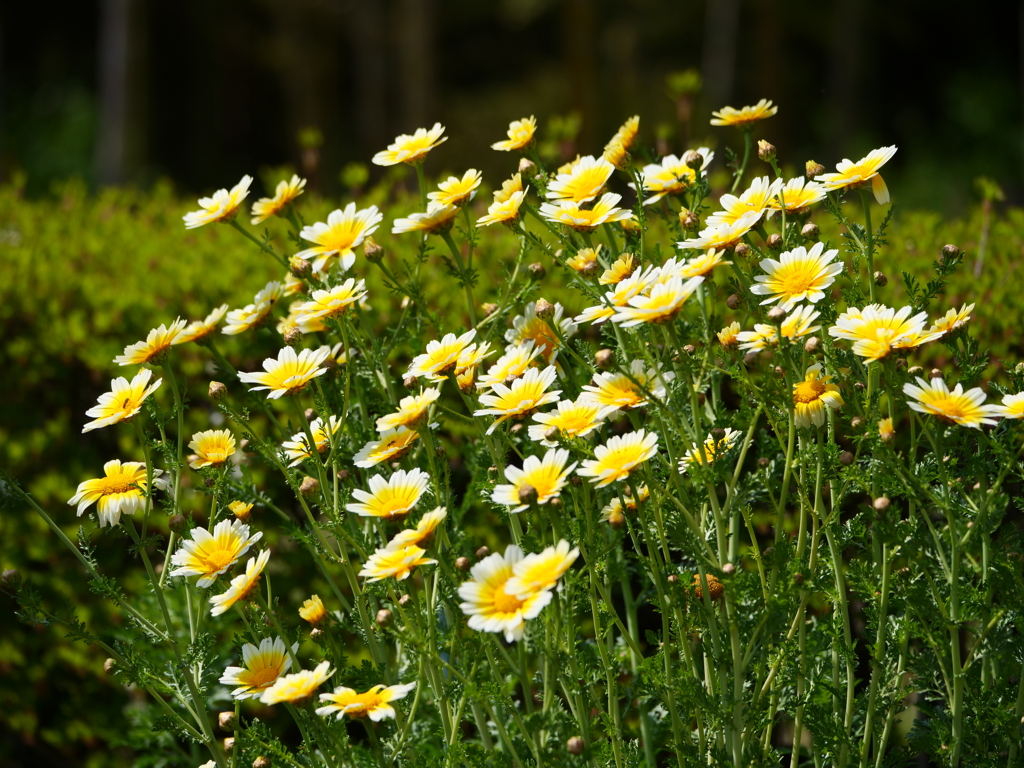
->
{"left": 827, "top": 0, "right": 863, "bottom": 156}
{"left": 395, "top": 0, "right": 435, "bottom": 130}
{"left": 349, "top": 1, "right": 387, "bottom": 158}
{"left": 701, "top": 0, "right": 739, "bottom": 116}
{"left": 96, "top": 0, "right": 130, "bottom": 185}
{"left": 563, "top": 0, "right": 597, "bottom": 151}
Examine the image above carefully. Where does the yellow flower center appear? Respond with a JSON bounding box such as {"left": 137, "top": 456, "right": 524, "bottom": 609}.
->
{"left": 520, "top": 320, "right": 559, "bottom": 360}
{"left": 202, "top": 548, "right": 238, "bottom": 573}
{"left": 773, "top": 261, "right": 820, "bottom": 297}
{"left": 97, "top": 474, "right": 140, "bottom": 495}
{"left": 243, "top": 665, "right": 281, "bottom": 690}
{"left": 344, "top": 691, "right": 386, "bottom": 717}
{"left": 493, "top": 584, "right": 525, "bottom": 614}
{"left": 794, "top": 379, "right": 826, "bottom": 404}
{"left": 924, "top": 394, "right": 969, "bottom": 421}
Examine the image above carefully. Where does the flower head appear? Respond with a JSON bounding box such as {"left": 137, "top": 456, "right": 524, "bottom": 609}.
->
{"left": 478, "top": 189, "right": 527, "bottom": 227}
{"left": 828, "top": 304, "right": 933, "bottom": 362}
{"left": 210, "top": 550, "right": 270, "bottom": 616}
{"left": 750, "top": 243, "right": 844, "bottom": 311}
{"left": 540, "top": 193, "right": 634, "bottom": 233}
{"left": 670, "top": 250, "right": 732, "bottom": 279}
{"left": 718, "top": 321, "right": 741, "bottom": 349}
{"left": 376, "top": 389, "right": 440, "bottom": 432}
{"left": 737, "top": 306, "right": 821, "bottom": 353}
{"left": 505, "top": 302, "right": 576, "bottom": 364}
{"left": 478, "top": 341, "right": 544, "bottom": 391}
{"left": 678, "top": 210, "right": 761, "bottom": 251}
{"left": 239, "top": 346, "right": 331, "bottom": 399}
{"left": 68, "top": 460, "right": 167, "bottom": 527}
{"left": 188, "top": 429, "right": 236, "bottom": 469}
{"left": 229, "top": 501, "right": 253, "bottom": 521}
{"left": 706, "top": 176, "right": 783, "bottom": 228}
{"left": 83, "top": 368, "right": 162, "bottom": 432}
{"left": 578, "top": 430, "right": 659, "bottom": 487}
{"left": 605, "top": 115, "right": 640, "bottom": 153}
{"left": 769, "top": 177, "right": 826, "bottom": 213}
{"left": 998, "top": 393, "right": 1024, "bottom": 419}
{"left": 170, "top": 519, "right": 263, "bottom": 588}
{"left": 600, "top": 253, "right": 638, "bottom": 285}
{"left": 407, "top": 330, "right": 477, "bottom": 381}
{"left": 474, "top": 366, "right": 561, "bottom": 434}
{"left": 386, "top": 508, "right": 448, "bottom": 551}
{"left": 293, "top": 279, "right": 368, "bottom": 331}
{"left": 492, "top": 448, "right": 578, "bottom": 513}
{"left": 183, "top": 175, "right": 252, "bottom": 228}
{"left": 903, "top": 377, "right": 1001, "bottom": 429}
{"left": 115, "top": 319, "right": 186, "bottom": 366}
{"left": 710, "top": 99, "right": 778, "bottom": 127}
{"left": 929, "top": 303, "right": 975, "bottom": 334}
{"left": 528, "top": 398, "right": 613, "bottom": 445}
{"left": 220, "top": 637, "right": 297, "bottom": 700}
{"left": 580, "top": 359, "right": 673, "bottom": 413}
{"left": 359, "top": 545, "right": 436, "bottom": 582}
{"left": 493, "top": 116, "right": 537, "bottom": 151}
{"left": 576, "top": 267, "right": 654, "bottom": 325}
{"left": 223, "top": 281, "right": 283, "bottom": 335}
{"left": 177, "top": 305, "right": 229, "bottom": 345}
{"left": 599, "top": 486, "right": 649, "bottom": 525}
{"left": 816, "top": 146, "right": 898, "bottom": 205}
{"left": 261, "top": 661, "right": 334, "bottom": 706}
{"left": 567, "top": 248, "right": 599, "bottom": 273}
{"left": 299, "top": 595, "right": 328, "bottom": 626}
{"left": 612, "top": 275, "right": 704, "bottom": 327}
{"left": 346, "top": 468, "right": 430, "bottom": 520}
{"left": 679, "top": 429, "right": 740, "bottom": 473}
{"left": 317, "top": 682, "right": 416, "bottom": 721}
{"left": 282, "top": 416, "right": 342, "bottom": 467}
{"left": 353, "top": 428, "right": 420, "bottom": 468}
{"left": 637, "top": 150, "right": 713, "bottom": 204}
{"left": 296, "top": 204, "right": 383, "bottom": 273}
{"left": 546, "top": 156, "right": 615, "bottom": 203}
{"left": 879, "top": 417, "right": 896, "bottom": 441}
{"left": 504, "top": 540, "right": 579, "bottom": 598}
{"left": 429, "top": 169, "right": 482, "bottom": 207}
{"left": 792, "top": 364, "right": 844, "bottom": 428}
{"left": 373, "top": 123, "right": 447, "bottom": 166}
{"left": 458, "top": 545, "right": 553, "bottom": 643}
{"left": 251, "top": 175, "right": 306, "bottom": 224}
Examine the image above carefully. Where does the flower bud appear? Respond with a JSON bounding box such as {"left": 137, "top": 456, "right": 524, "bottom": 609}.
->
{"left": 879, "top": 418, "right": 895, "bottom": 442}
{"left": 299, "top": 477, "right": 320, "bottom": 497}
{"left": 683, "top": 344, "right": 696, "bottom": 355}
{"left": 455, "top": 556, "right": 471, "bottom": 571}
{"left": 757, "top": 140, "right": 776, "bottom": 162}
{"left": 403, "top": 375, "right": 418, "bottom": 389}
{"left": 678, "top": 208, "right": 700, "bottom": 231}
{"left": 309, "top": 628, "right": 324, "bottom": 642}
{"left": 283, "top": 326, "right": 303, "bottom": 347}
{"left": 544, "top": 426, "right": 559, "bottom": 442}
{"left": 168, "top": 514, "right": 188, "bottom": 534}
{"left": 398, "top": 594, "right": 411, "bottom": 606}
{"left": 528, "top": 262, "right": 546, "bottom": 280}
{"left": 873, "top": 271, "right": 887, "bottom": 287}
{"left": 481, "top": 302, "right": 498, "bottom": 317}
{"left": 801, "top": 222, "right": 819, "bottom": 241}
{"left": 363, "top": 237, "right": 384, "bottom": 263}
{"left": 851, "top": 416, "right": 864, "bottom": 429}
{"left": 229, "top": 501, "right": 253, "bottom": 522}
{"left": 766, "top": 233, "right": 783, "bottom": 251}
{"left": 240, "top": 438, "right": 251, "bottom": 452}
{"left": 376, "top": 609, "right": 392, "bottom": 628}
{"left": 767, "top": 306, "right": 787, "bottom": 323}
{"left": 580, "top": 259, "right": 601, "bottom": 277}
{"left": 941, "top": 244, "right": 960, "bottom": 261}
{"left": 209, "top": 381, "right": 227, "bottom": 401}
{"left": 289, "top": 256, "right": 312, "bottom": 279}
{"left": 839, "top": 451, "right": 855, "bottom": 466}
{"left": 929, "top": 368, "right": 943, "bottom": 380}
{"left": 595, "top": 348, "right": 615, "bottom": 369}
{"left": 570, "top": 475, "right": 582, "bottom": 486}
{"left": 683, "top": 150, "right": 704, "bottom": 170}
{"left": 475, "top": 546, "right": 490, "bottom": 560}
{"left": 726, "top": 293, "right": 741, "bottom": 310}
{"left": 567, "top": 736, "right": 585, "bottom": 755}
{"left": 722, "top": 562, "right": 735, "bottom": 576}
{"left": 804, "top": 336, "right": 821, "bottom": 354}
{"left": 907, "top": 366, "right": 923, "bottom": 376}
{"left": 336, "top": 469, "right": 351, "bottom": 482}
{"left": 667, "top": 574, "right": 679, "bottom": 584}
{"left": 224, "top": 737, "right": 235, "bottom": 752}
{"left": 518, "top": 157, "right": 537, "bottom": 177}
{"left": 219, "top": 711, "right": 236, "bottom": 731}
{"left": 805, "top": 160, "right": 826, "bottom": 179}
{"left": 534, "top": 298, "right": 555, "bottom": 320}
{"left": 518, "top": 484, "right": 538, "bottom": 506}
{"left": 2, "top": 568, "right": 22, "bottom": 590}
{"left": 873, "top": 496, "right": 890, "bottom": 512}
{"left": 103, "top": 658, "right": 116, "bottom": 673}
{"left": 793, "top": 572, "right": 804, "bottom": 586}
{"left": 253, "top": 758, "right": 272, "bottom": 768}
{"left": 757, "top": 457, "right": 770, "bottom": 469}
{"left": 734, "top": 243, "right": 751, "bottom": 259}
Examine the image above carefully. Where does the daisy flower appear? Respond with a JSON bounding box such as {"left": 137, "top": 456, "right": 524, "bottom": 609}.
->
{"left": 606, "top": 115, "right": 640, "bottom": 153}
{"left": 376, "top": 389, "right": 440, "bottom": 432}
{"left": 296, "top": 204, "right": 383, "bottom": 273}
{"left": 679, "top": 429, "right": 740, "bottom": 472}
{"left": 188, "top": 429, "right": 236, "bottom": 469}
{"left": 429, "top": 169, "right": 482, "bottom": 207}
{"left": 540, "top": 193, "right": 634, "bottom": 232}
{"left": 792, "top": 364, "right": 844, "bottom": 428}
{"left": 209, "top": 549, "right": 270, "bottom": 616}
{"left": 353, "top": 428, "right": 420, "bottom": 468}
{"left": 815, "top": 146, "right": 898, "bottom": 205}
{"left": 903, "top": 376, "right": 1002, "bottom": 429}
{"left": 346, "top": 468, "right": 430, "bottom": 520}
{"left": 176, "top": 305, "right": 229, "bottom": 345}
{"left": 293, "top": 279, "right": 367, "bottom": 331}
{"left": 997, "top": 393, "right": 1024, "bottom": 419}
{"left": 505, "top": 302, "right": 576, "bottom": 364}
{"left": 600, "top": 253, "right": 637, "bottom": 285}
{"left": 710, "top": 99, "right": 778, "bottom": 127}
{"left": 636, "top": 150, "right": 714, "bottom": 205}
{"left": 492, "top": 117, "right": 537, "bottom": 151}
{"left": 261, "top": 661, "right": 334, "bottom": 706}
{"left": 458, "top": 545, "right": 553, "bottom": 643}
{"left": 492, "top": 448, "right": 578, "bottom": 513}
{"left": 393, "top": 202, "right": 461, "bottom": 235}
{"left": 282, "top": 416, "right": 342, "bottom": 467}
{"left": 505, "top": 540, "right": 579, "bottom": 597}
{"left": 566, "top": 248, "right": 599, "bottom": 273}
{"left": 879, "top": 417, "right": 896, "bottom": 441}
{"left": 750, "top": 243, "right": 844, "bottom": 311}
{"left": 170, "top": 519, "right": 263, "bottom": 588}
{"left": 706, "top": 176, "right": 783, "bottom": 228}
{"left": 929, "top": 303, "right": 975, "bottom": 334}
{"left": 579, "top": 359, "right": 673, "bottom": 413}
{"left": 769, "top": 177, "right": 827, "bottom": 213}
{"left": 238, "top": 346, "right": 331, "bottom": 399}
{"left": 546, "top": 155, "right": 615, "bottom": 203}
{"left": 82, "top": 368, "right": 162, "bottom": 433}
{"left": 578, "top": 430, "right": 659, "bottom": 487}
{"left": 251, "top": 174, "right": 306, "bottom": 225}
{"left": 576, "top": 267, "right": 654, "bottom": 326}
{"left": 222, "top": 281, "right": 284, "bottom": 336}
{"left": 299, "top": 595, "right": 328, "bottom": 626}
{"left": 219, "top": 637, "right": 297, "bottom": 700}
{"left": 528, "top": 398, "right": 613, "bottom": 445}
{"left": 493, "top": 173, "right": 525, "bottom": 203}
{"left": 717, "top": 321, "right": 741, "bottom": 349}
{"left": 599, "top": 486, "right": 650, "bottom": 525}
{"left": 229, "top": 501, "right": 253, "bottom": 521}
{"left": 68, "top": 460, "right": 166, "bottom": 528}
{"left": 317, "top": 682, "right": 417, "bottom": 722}
{"left": 372, "top": 123, "right": 447, "bottom": 166}
{"left": 183, "top": 175, "right": 252, "bottom": 229}
{"left": 478, "top": 341, "right": 544, "bottom": 391}
{"left": 611, "top": 275, "right": 705, "bottom": 327}
{"left": 677, "top": 210, "right": 761, "bottom": 251}
{"left": 386, "top": 508, "right": 448, "bottom": 551}
{"left": 828, "top": 304, "right": 931, "bottom": 363}
{"left": 474, "top": 366, "right": 561, "bottom": 435}
{"left": 407, "top": 329, "right": 477, "bottom": 381}
{"left": 358, "top": 545, "right": 436, "bottom": 582}
{"left": 737, "top": 306, "right": 821, "bottom": 353}
{"left": 674, "top": 250, "right": 732, "bottom": 279}
{"left": 603, "top": 139, "right": 629, "bottom": 169}
{"left": 477, "top": 189, "right": 527, "bottom": 227}
{"left": 114, "top": 318, "right": 187, "bottom": 366}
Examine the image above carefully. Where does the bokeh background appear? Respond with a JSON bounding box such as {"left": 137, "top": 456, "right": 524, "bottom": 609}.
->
{"left": 2, "top": 2, "right": 1024, "bottom": 766}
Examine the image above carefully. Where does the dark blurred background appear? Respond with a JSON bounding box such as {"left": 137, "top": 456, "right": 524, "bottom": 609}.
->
{"left": 2, "top": 0, "right": 1023, "bottom": 209}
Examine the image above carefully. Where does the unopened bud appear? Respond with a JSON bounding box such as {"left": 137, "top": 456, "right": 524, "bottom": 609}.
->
{"left": 567, "top": 736, "right": 585, "bottom": 755}
{"left": 774, "top": 366, "right": 786, "bottom": 378}
{"left": 103, "top": 657, "right": 116, "bottom": 673}
{"left": 873, "top": 496, "right": 890, "bottom": 512}
{"left": 840, "top": 451, "right": 855, "bottom": 466}
{"left": 528, "top": 262, "right": 546, "bottom": 280}
{"left": 401, "top": 296, "right": 412, "bottom": 310}
{"left": 726, "top": 293, "right": 741, "bottom": 310}
{"left": 793, "top": 572, "right": 804, "bottom": 586}
{"left": 289, "top": 257, "right": 312, "bottom": 279}
{"left": 481, "top": 302, "right": 498, "bottom": 317}
{"left": 595, "top": 349, "right": 615, "bottom": 369}
{"left": 435, "top": 443, "right": 446, "bottom": 458}
{"left": 757, "top": 140, "right": 776, "bottom": 162}
{"left": 667, "top": 574, "right": 679, "bottom": 584}
{"left": 240, "top": 438, "right": 251, "bottom": 452}
{"left": 455, "top": 556, "right": 471, "bottom": 571}
{"left": 722, "top": 562, "right": 735, "bottom": 576}
{"left": 534, "top": 298, "right": 555, "bottom": 320}
{"left": 678, "top": 209, "right": 700, "bottom": 231}
{"left": 805, "top": 160, "right": 826, "bottom": 179}
{"left": 475, "top": 546, "right": 490, "bottom": 560}
{"left": 908, "top": 366, "right": 923, "bottom": 376}
{"left": 2, "top": 568, "right": 22, "bottom": 590}
{"left": 801, "top": 222, "right": 819, "bottom": 240}
{"left": 518, "top": 484, "right": 538, "bottom": 506}
{"left": 224, "top": 737, "right": 235, "bottom": 752}
{"left": 336, "top": 469, "right": 350, "bottom": 482}
{"left": 309, "top": 628, "right": 324, "bottom": 642}
{"left": 804, "top": 336, "right": 821, "bottom": 354}
{"left": 253, "top": 758, "right": 272, "bottom": 768}
{"left": 851, "top": 416, "right": 865, "bottom": 429}
{"left": 398, "top": 594, "right": 411, "bottom": 606}
{"left": 363, "top": 237, "right": 384, "bottom": 263}
{"left": 683, "top": 150, "right": 703, "bottom": 170}
{"left": 766, "top": 233, "right": 783, "bottom": 251}
{"left": 941, "top": 244, "right": 960, "bottom": 260}
{"left": 767, "top": 306, "right": 787, "bottom": 323}
{"left": 299, "top": 477, "right": 319, "bottom": 496}
{"left": 518, "top": 157, "right": 537, "bottom": 177}
{"left": 683, "top": 344, "right": 696, "bottom": 355}
{"left": 734, "top": 243, "right": 751, "bottom": 259}
{"left": 403, "top": 375, "right": 418, "bottom": 389}
{"left": 283, "top": 326, "right": 303, "bottom": 346}
{"left": 544, "top": 426, "right": 560, "bottom": 441}
{"left": 376, "top": 609, "right": 392, "bottom": 628}
{"left": 168, "top": 514, "right": 188, "bottom": 534}
{"left": 929, "top": 368, "right": 943, "bottom": 380}
{"left": 219, "top": 711, "right": 236, "bottom": 731}
{"left": 874, "top": 271, "right": 887, "bottom": 287}
{"left": 209, "top": 381, "right": 227, "bottom": 400}
{"left": 570, "top": 475, "right": 582, "bottom": 486}
{"left": 580, "top": 260, "right": 601, "bottom": 277}
{"left": 757, "top": 457, "right": 770, "bottom": 469}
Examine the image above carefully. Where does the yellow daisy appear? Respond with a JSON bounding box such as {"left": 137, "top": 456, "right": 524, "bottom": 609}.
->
{"left": 251, "top": 174, "right": 306, "bottom": 225}
{"left": 929, "top": 303, "right": 975, "bottom": 334}
{"left": 600, "top": 252, "right": 638, "bottom": 285}
{"left": 188, "top": 429, "right": 236, "bottom": 469}
{"left": 612, "top": 275, "right": 705, "bottom": 327}
{"left": 505, "top": 301, "right": 577, "bottom": 364}
{"left": 372, "top": 123, "right": 447, "bottom": 166}
{"left": 222, "top": 281, "right": 284, "bottom": 336}
{"left": 540, "top": 193, "right": 634, "bottom": 232}
{"left": 283, "top": 271, "right": 306, "bottom": 297}
{"left": 492, "top": 117, "right": 537, "bottom": 151}
{"left": 769, "top": 177, "right": 827, "bottom": 213}
{"left": 792, "top": 364, "right": 844, "bottom": 428}
{"left": 828, "top": 304, "right": 930, "bottom": 362}
{"left": 296, "top": 204, "right": 383, "bottom": 274}
{"left": 494, "top": 173, "right": 525, "bottom": 203}
{"left": 68, "top": 460, "right": 166, "bottom": 527}
{"left": 358, "top": 544, "right": 436, "bottom": 582}
{"left": 428, "top": 169, "right": 482, "bottom": 207}
{"left": 505, "top": 539, "right": 579, "bottom": 597}
{"left": 299, "top": 595, "right": 328, "bottom": 626}
{"left": 599, "top": 485, "right": 649, "bottom": 525}
{"left": 679, "top": 429, "right": 740, "bottom": 473}
{"left": 376, "top": 389, "right": 440, "bottom": 432}
{"left": 578, "top": 429, "right": 659, "bottom": 487}
{"left": 458, "top": 545, "right": 553, "bottom": 643}
{"left": 706, "top": 176, "right": 783, "bottom": 228}
{"left": 477, "top": 189, "right": 527, "bottom": 228}
{"left": 491, "top": 448, "right": 578, "bottom": 513}
{"left": 82, "top": 368, "right": 162, "bottom": 433}
{"left": 710, "top": 99, "right": 778, "bottom": 127}
{"left": 392, "top": 202, "right": 461, "bottom": 235}
{"left": 575, "top": 267, "right": 654, "bottom": 326}
{"left": 474, "top": 366, "right": 561, "bottom": 435}
{"left": 386, "top": 508, "right": 448, "bottom": 551}
{"left": 238, "top": 346, "right": 331, "bottom": 399}
{"left": 605, "top": 115, "right": 640, "bottom": 154}
{"left": 261, "top": 661, "right": 334, "bottom": 706}
{"left": 407, "top": 329, "right": 477, "bottom": 381}
{"left": 528, "top": 398, "right": 613, "bottom": 445}
{"left": 998, "top": 392, "right": 1024, "bottom": 419}
{"left": 738, "top": 306, "right": 821, "bottom": 353}
{"left": 717, "top": 321, "right": 741, "bottom": 349}
{"left": 903, "top": 376, "right": 1001, "bottom": 429}
{"left": 229, "top": 501, "right": 253, "bottom": 521}
{"left": 546, "top": 155, "right": 615, "bottom": 203}
{"left": 353, "top": 428, "right": 420, "bottom": 468}
{"left": 176, "top": 305, "right": 229, "bottom": 345}
{"left": 478, "top": 341, "right": 544, "bottom": 391}
{"left": 566, "top": 248, "right": 599, "bottom": 273}
{"left": 678, "top": 210, "right": 761, "bottom": 251}
{"left": 210, "top": 549, "right": 270, "bottom": 616}
{"left": 580, "top": 359, "right": 673, "bottom": 413}
{"left": 183, "top": 175, "right": 252, "bottom": 229}
{"left": 219, "top": 637, "right": 297, "bottom": 700}
{"left": 636, "top": 150, "right": 713, "bottom": 205}
{"left": 317, "top": 682, "right": 417, "bottom": 722}
{"left": 603, "top": 139, "right": 629, "bottom": 169}
{"left": 815, "top": 146, "right": 898, "bottom": 205}
{"left": 282, "top": 416, "right": 342, "bottom": 467}
{"left": 293, "top": 279, "right": 368, "bottom": 331}
{"left": 750, "top": 243, "right": 844, "bottom": 311}
{"left": 671, "top": 250, "right": 732, "bottom": 279}
{"left": 169, "top": 519, "right": 263, "bottom": 588}
{"left": 114, "top": 319, "right": 186, "bottom": 366}
{"left": 878, "top": 417, "right": 896, "bottom": 441}
{"left": 346, "top": 468, "right": 430, "bottom": 520}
